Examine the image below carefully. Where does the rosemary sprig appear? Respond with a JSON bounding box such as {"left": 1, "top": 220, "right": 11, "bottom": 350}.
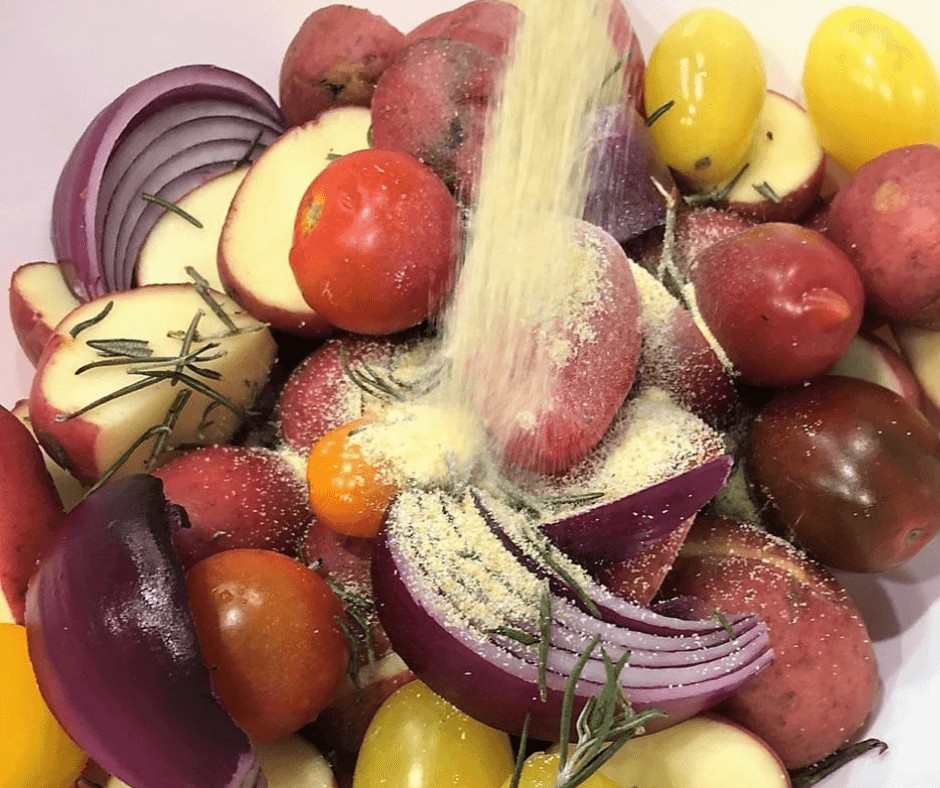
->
{"left": 715, "top": 609, "right": 737, "bottom": 640}
{"left": 790, "top": 739, "right": 888, "bottom": 787}
{"left": 489, "top": 626, "right": 539, "bottom": 646}
{"left": 232, "top": 129, "right": 264, "bottom": 169}
{"left": 546, "top": 490, "right": 605, "bottom": 509}
{"left": 683, "top": 161, "right": 750, "bottom": 206}
{"left": 184, "top": 266, "right": 240, "bottom": 334}
{"left": 753, "top": 180, "right": 781, "bottom": 203}
{"left": 508, "top": 712, "right": 531, "bottom": 788}
{"left": 56, "top": 376, "right": 164, "bottom": 421}
{"left": 601, "top": 56, "right": 626, "bottom": 88}
{"left": 84, "top": 385, "right": 190, "bottom": 497}
{"left": 70, "top": 301, "right": 114, "bottom": 339}
{"left": 172, "top": 311, "right": 204, "bottom": 385}
{"left": 538, "top": 588, "right": 552, "bottom": 702}
{"left": 147, "top": 389, "right": 192, "bottom": 467}
{"left": 128, "top": 369, "right": 245, "bottom": 418}
{"left": 142, "top": 193, "right": 203, "bottom": 228}
{"left": 645, "top": 99, "right": 675, "bottom": 127}
{"left": 556, "top": 640, "right": 668, "bottom": 788}
{"left": 326, "top": 578, "right": 377, "bottom": 672}
{"left": 325, "top": 150, "right": 343, "bottom": 161}
{"left": 537, "top": 543, "right": 602, "bottom": 620}
{"left": 85, "top": 338, "right": 153, "bottom": 359}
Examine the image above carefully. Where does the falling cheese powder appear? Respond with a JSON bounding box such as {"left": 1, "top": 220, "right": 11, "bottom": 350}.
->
{"left": 365, "top": 1, "right": 724, "bottom": 638}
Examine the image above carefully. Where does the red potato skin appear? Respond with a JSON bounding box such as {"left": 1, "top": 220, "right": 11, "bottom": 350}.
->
{"left": 493, "top": 229, "right": 641, "bottom": 474}
{"left": 405, "top": 0, "right": 521, "bottom": 57}
{"left": 8, "top": 262, "right": 77, "bottom": 366}
{"left": 279, "top": 5, "right": 406, "bottom": 127}
{"left": 153, "top": 446, "right": 311, "bottom": 569}
{"left": 276, "top": 335, "right": 398, "bottom": 456}
{"left": 371, "top": 38, "right": 498, "bottom": 196}
{"left": 28, "top": 334, "right": 103, "bottom": 487}
{"left": 826, "top": 144, "right": 940, "bottom": 328}
{"left": 0, "top": 405, "right": 65, "bottom": 623}
{"left": 718, "top": 158, "right": 825, "bottom": 225}
{"left": 639, "top": 304, "right": 738, "bottom": 428}
{"left": 660, "top": 517, "right": 879, "bottom": 769}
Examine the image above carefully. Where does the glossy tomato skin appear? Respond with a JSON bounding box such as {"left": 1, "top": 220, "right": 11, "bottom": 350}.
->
{"left": 803, "top": 7, "right": 940, "bottom": 173}
{"left": 306, "top": 418, "right": 397, "bottom": 538}
{"left": 0, "top": 623, "right": 86, "bottom": 788}
{"left": 644, "top": 9, "right": 765, "bottom": 187}
{"left": 290, "top": 148, "right": 460, "bottom": 335}
{"left": 749, "top": 376, "right": 940, "bottom": 572}
{"left": 187, "top": 549, "right": 349, "bottom": 742}
{"left": 354, "top": 680, "right": 514, "bottom": 788}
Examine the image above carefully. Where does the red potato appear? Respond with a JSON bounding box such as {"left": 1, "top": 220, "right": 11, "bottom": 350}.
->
{"left": 8, "top": 261, "right": 81, "bottom": 365}
{"left": 153, "top": 445, "right": 311, "bottom": 569}
{"left": 828, "top": 332, "right": 925, "bottom": 413}
{"left": 691, "top": 223, "right": 864, "bottom": 387}
{"left": 371, "top": 38, "right": 498, "bottom": 195}
{"left": 660, "top": 517, "right": 879, "bottom": 769}
{"left": 749, "top": 376, "right": 940, "bottom": 572}
{"left": 405, "top": 0, "right": 521, "bottom": 57}
{"left": 0, "top": 405, "right": 64, "bottom": 624}
{"left": 826, "top": 144, "right": 940, "bottom": 328}
{"left": 279, "top": 5, "right": 406, "bottom": 127}
{"left": 712, "top": 92, "right": 825, "bottom": 224}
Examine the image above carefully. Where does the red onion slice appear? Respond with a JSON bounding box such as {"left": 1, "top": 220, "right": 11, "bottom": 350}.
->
{"left": 52, "top": 65, "right": 282, "bottom": 299}
{"left": 373, "top": 490, "right": 773, "bottom": 742}
{"left": 540, "top": 455, "right": 732, "bottom": 564}
{"left": 24, "top": 475, "right": 265, "bottom": 788}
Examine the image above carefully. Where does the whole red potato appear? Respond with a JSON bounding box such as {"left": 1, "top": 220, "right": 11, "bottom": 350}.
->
{"left": 826, "top": 144, "right": 940, "bottom": 328}
{"left": 280, "top": 5, "right": 405, "bottom": 126}
{"left": 405, "top": 0, "right": 521, "bottom": 56}
{"left": 660, "top": 517, "right": 879, "bottom": 769}
{"left": 691, "top": 222, "right": 864, "bottom": 387}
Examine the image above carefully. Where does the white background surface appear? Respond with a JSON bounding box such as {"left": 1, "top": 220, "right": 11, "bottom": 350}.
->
{"left": 2, "top": 1, "right": 939, "bottom": 785}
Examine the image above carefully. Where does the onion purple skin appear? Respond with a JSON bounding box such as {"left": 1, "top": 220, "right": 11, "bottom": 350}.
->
{"left": 24, "top": 474, "right": 265, "bottom": 788}
{"left": 583, "top": 105, "right": 675, "bottom": 245}
{"left": 373, "top": 493, "right": 774, "bottom": 742}
{"left": 541, "top": 455, "right": 732, "bottom": 564}
{"left": 52, "top": 64, "right": 282, "bottom": 300}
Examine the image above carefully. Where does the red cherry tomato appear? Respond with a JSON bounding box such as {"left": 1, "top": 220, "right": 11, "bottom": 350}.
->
{"left": 289, "top": 148, "right": 460, "bottom": 335}
{"left": 187, "top": 549, "right": 349, "bottom": 742}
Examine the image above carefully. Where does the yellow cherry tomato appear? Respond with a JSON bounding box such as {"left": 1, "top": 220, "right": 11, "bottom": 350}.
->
{"left": 306, "top": 418, "right": 397, "bottom": 538}
{"left": 353, "top": 681, "right": 514, "bottom": 788}
{"left": 645, "top": 9, "right": 766, "bottom": 187}
{"left": 803, "top": 6, "right": 940, "bottom": 172}
{"left": 501, "top": 752, "right": 620, "bottom": 788}
{"left": 0, "top": 623, "right": 87, "bottom": 788}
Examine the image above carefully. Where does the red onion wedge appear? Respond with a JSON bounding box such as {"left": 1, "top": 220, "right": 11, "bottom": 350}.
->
{"left": 24, "top": 474, "right": 265, "bottom": 788}
{"left": 52, "top": 65, "right": 283, "bottom": 299}
{"left": 373, "top": 489, "right": 773, "bottom": 742}
{"left": 540, "top": 455, "right": 732, "bottom": 564}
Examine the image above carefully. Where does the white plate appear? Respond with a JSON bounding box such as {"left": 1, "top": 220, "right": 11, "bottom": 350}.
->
{"left": 1, "top": 2, "right": 938, "bottom": 785}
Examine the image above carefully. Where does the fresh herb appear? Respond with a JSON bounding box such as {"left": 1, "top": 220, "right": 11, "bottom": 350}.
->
{"left": 489, "top": 626, "right": 539, "bottom": 647}
{"left": 325, "top": 151, "right": 342, "bottom": 161}
{"left": 546, "top": 490, "right": 605, "bottom": 509}
{"left": 508, "top": 712, "right": 531, "bottom": 788}
{"left": 537, "top": 544, "right": 602, "bottom": 620}
{"left": 83, "top": 386, "right": 190, "bottom": 497}
{"left": 753, "top": 181, "right": 781, "bottom": 203}
{"left": 185, "top": 266, "right": 240, "bottom": 334}
{"left": 601, "top": 56, "right": 626, "bottom": 88}
{"left": 790, "top": 739, "right": 888, "bottom": 787}
{"left": 339, "top": 346, "right": 441, "bottom": 404}
{"left": 538, "top": 588, "right": 552, "bottom": 702}
{"left": 128, "top": 368, "right": 245, "bottom": 418}
{"left": 715, "top": 609, "right": 737, "bottom": 640}
{"left": 326, "top": 577, "right": 377, "bottom": 677}
{"left": 556, "top": 638, "right": 667, "bottom": 788}
{"left": 69, "top": 301, "right": 114, "bottom": 339}
{"left": 232, "top": 129, "right": 264, "bottom": 169}
{"left": 683, "top": 161, "right": 750, "bottom": 207}
{"left": 84, "top": 337, "right": 153, "bottom": 359}
{"left": 645, "top": 100, "right": 675, "bottom": 127}
{"left": 56, "top": 376, "right": 164, "bottom": 422}
{"left": 141, "top": 193, "right": 203, "bottom": 228}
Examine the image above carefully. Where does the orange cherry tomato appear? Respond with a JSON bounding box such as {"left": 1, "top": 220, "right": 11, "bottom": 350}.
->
{"left": 289, "top": 148, "right": 461, "bottom": 336}
{"left": 186, "top": 549, "right": 349, "bottom": 742}
{"left": 306, "top": 418, "right": 397, "bottom": 538}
